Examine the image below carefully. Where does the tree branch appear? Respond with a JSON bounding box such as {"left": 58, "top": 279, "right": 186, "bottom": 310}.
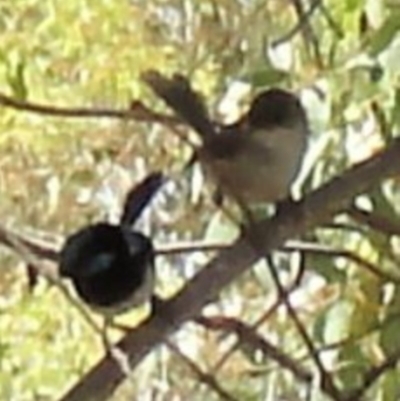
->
{"left": 343, "top": 347, "right": 400, "bottom": 401}
{"left": 271, "top": 0, "right": 322, "bottom": 47}
{"left": 166, "top": 338, "right": 239, "bottom": 401}
{"left": 196, "top": 316, "right": 312, "bottom": 384}
{"left": 348, "top": 205, "right": 400, "bottom": 237}
{"left": 57, "top": 138, "right": 400, "bottom": 401}
{"left": 0, "top": 92, "right": 180, "bottom": 125}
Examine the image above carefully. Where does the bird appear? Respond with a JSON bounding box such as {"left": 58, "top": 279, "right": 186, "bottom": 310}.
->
{"left": 142, "top": 71, "right": 309, "bottom": 215}
{"left": 59, "top": 172, "right": 164, "bottom": 319}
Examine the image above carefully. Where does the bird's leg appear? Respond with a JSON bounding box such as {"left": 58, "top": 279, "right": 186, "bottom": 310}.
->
{"left": 275, "top": 195, "right": 297, "bottom": 217}
{"left": 101, "top": 317, "right": 122, "bottom": 356}
{"left": 150, "top": 294, "right": 167, "bottom": 315}
{"left": 212, "top": 188, "right": 255, "bottom": 234}
{"left": 212, "top": 188, "right": 224, "bottom": 207}
{"left": 234, "top": 195, "right": 258, "bottom": 234}
{"left": 211, "top": 188, "right": 244, "bottom": 228}
{"left": 108, "top": 320, "right": 135, "bottom": 333}
{"left": 100, "top": 317, "right": 112, "bottom": 352}
{"left": 101, "top": 317, "right": 132, "bottom": 376}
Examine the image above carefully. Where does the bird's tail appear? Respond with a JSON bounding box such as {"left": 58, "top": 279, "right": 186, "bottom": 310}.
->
{"left": 120, "top": 172, "right": 164, "bottom": 226}
{"left": 142, "top": 70, "right": 215, "bottom": 141}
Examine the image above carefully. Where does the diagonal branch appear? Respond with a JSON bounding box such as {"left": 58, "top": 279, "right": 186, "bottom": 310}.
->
{"left": 57, "top": 138, "right": 400, "bottom": 401}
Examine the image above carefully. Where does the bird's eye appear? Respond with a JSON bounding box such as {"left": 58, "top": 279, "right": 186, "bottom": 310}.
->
{"left": 86, "top": 252, "right": 116, "bottom": 275}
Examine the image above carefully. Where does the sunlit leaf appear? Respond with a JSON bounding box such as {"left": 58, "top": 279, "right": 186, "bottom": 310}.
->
{"left": 244, "top": 68, "right": 289, "bottom": 88}
{"left": 367, "top": 12, "right": 400, "bottom": 56}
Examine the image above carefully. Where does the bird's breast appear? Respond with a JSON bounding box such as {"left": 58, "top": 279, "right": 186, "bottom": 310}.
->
{"left": 201, "top": 126, "right": 307, "bottom": 204}
{"left": 73, "top": 256, "right": 155, "bottom": 316}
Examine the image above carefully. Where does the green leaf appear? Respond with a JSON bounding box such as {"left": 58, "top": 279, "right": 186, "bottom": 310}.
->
{"left": 244, "top": 68, "right": 289, "bottom": 88}
{"left": 380, "top": 286, "right": 400, "bottom": 354}
{"left": 336, "top": 343, "right": 369, "bottom": 390}
{"left": 204, "top": 210, "right": 239, "bottom": 243}
{"left": 306, "top": 253, "right": 347, "bottom": 283}
{"left": 367, "top": 12, "right": 400, "bottom": 56}
{"left": 344, "top": 0, "right": 364, "bottom": 12}
{"left": 6, "top": 58, "right": 28, "bottom": 100}
{"left": 380, "top": 371, "right": 400, "bottom": 401}
{"left": 380, "top": 315, "right": 400, "bottom": 355}
{"left": 323, "top": 300, "right": 354, "bottom": 344}
{"left": 391, "top": 87, "right": 400, "bottom": 128}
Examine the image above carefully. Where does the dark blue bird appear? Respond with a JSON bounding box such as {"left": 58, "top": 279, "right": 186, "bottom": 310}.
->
{"left": 59, "top": 172, "right": 164, "bottom": 316}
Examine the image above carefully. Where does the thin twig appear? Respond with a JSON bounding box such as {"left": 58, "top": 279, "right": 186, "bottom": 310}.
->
{"left": 195, "top": 316, "right": 313, "bottom": 384}
{"left": 2, "top": 226, "right": 399, "bottom": 287}
{"left": 319, "top": 2, "right": 343, "bottom": 38}
{"left": 319, "top": 221, "right": 367, "bottom": 234}
{"left": 285, "top": 240, "right": 400, "bottom": 284}
{"left": 271, "top": 0, "right": 322, "bottom": 47}
{"left": 0, "top": 228, "right": 101, "bottom": 334}
{"left": 0, "top": 92, "right": 179, "bottom": 124}
{"left": 343, "top": 347, "right": 400, "bottom": 401}
{"left": 288, "top": 0, "right": 324, "bottom": 68}
{"left": 0, "top": 225, "right": 59, "bottom": 262}
{"left": 209, "top": 263, "right": 304, "bottom": 374}
{"left": 165, "top": 339, "right": 239, "bottom": 401}
{"left": 0, "top": 91, "right": 201, "bottom": 148}
{"left": 263, "top": 249, "right": 340, "bottom": 400}
{"left": 250, "top": 311, "right": 400, "bottom": 387}
{"left": 347, "top": 205, "right": 400, "bottom": 237}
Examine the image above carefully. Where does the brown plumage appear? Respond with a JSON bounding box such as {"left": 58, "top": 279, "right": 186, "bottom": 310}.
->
{"left": 143, "top": 71, "right": 308, "bottom": 207}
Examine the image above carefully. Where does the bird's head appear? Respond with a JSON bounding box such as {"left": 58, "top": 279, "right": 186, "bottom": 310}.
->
{"left": 59, "top": 223, "right": 129, "bottom": 279}
{"left": 247, "top": 88, "right": 308, "bottom": 131}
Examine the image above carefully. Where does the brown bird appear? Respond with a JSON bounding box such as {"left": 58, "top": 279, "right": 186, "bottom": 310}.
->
{"left": 143, "top": 71, "right": 308, "bottom": 211}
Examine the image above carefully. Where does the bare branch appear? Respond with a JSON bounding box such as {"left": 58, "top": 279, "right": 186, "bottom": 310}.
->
{"left": 261, "top": 252, "right": 340, "bottom": 398}
{"left": 3, "top": 229, "right": 395, "bottom": 285}
{"left": 210, "top": 265, "right": 304, "bottom": 374}
{"left": 288, "top": 0, "right": 324, "bottom": 68}
{"left": 166, "top": 339, "right": 239, "bottom": 401}
{"left": 348, "top": 205, "right": 400, "bottom": 237}
{"left": 343, "top": 347, "right": 400, "bottom": 401}
{"left": 0, "top": 91, "right": 180, "bottom": 125}
{"left": 196, "top": 316, "right": 312, "bottom": 384}
{"left": 319, "top": 2, "right": 343, "bottom": 38}
{"left": 285, "top": 240, "right": 400, "bottom": 284}
{"left": 271, "top": 0, "right": 322, "bottom": 48}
